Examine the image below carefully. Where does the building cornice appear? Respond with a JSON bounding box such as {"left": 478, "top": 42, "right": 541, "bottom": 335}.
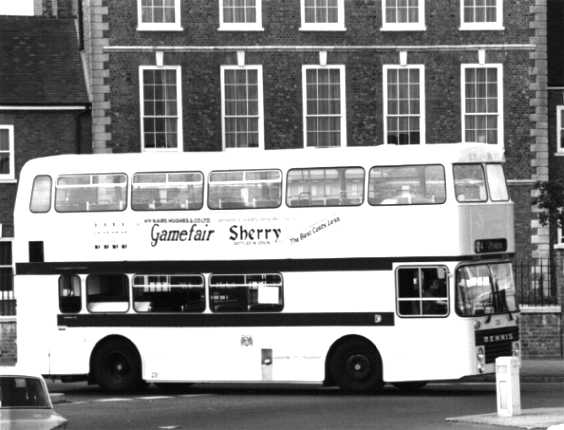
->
{"left": 104, "top": 43, "right": 535, "bottom": 53}
{"left": 0, "top": 105, "right": 89, "bottom": 111}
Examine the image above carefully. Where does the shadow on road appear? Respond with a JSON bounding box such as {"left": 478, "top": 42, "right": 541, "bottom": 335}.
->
{"left": 49, "top": 380, "right": 495, "bottom": 399}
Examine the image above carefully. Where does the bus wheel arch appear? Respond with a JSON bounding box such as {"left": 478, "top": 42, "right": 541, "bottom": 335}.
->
{"left": 90, "top": 335, "right": 143, "bottom": 393}
{"left": 325, "top": 335, "right": 383, "bottom": 393}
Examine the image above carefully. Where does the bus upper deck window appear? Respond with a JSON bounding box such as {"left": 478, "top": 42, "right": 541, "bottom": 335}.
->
{"left": 453, "top": 164, "right": 487, "bottom": 202}
{"left": 55, "top": 173, "right": 127, "bottom": 212}
{"left": 132, "top": 171, "right": 204, "bottom": 211}
{"left": 486, "top": 164, "right": 509, "bottom": 201}
{"left": 287, "top": 167, "right": 364, "bottom": 207}
{"left": 30, "top": 175, "right": 52, "bottom": 213}
{"left": 368, "top": 165, "right": 445, "bottom": 205}
{"left": 208, "top": 169, "right": 282, "bottom": 210}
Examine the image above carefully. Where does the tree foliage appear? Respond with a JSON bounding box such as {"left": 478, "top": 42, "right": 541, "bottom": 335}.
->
{"left": 532, "top": 181, "right": 564, "bottom": 227}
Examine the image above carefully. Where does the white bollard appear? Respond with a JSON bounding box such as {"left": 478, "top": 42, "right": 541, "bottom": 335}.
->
{"left": 495, "top": 356, "right": 521, "bottom": 417}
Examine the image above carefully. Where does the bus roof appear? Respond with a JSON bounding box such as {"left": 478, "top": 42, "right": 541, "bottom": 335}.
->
{"left": 21, "top": 143, "right": 504, "bottom": 175}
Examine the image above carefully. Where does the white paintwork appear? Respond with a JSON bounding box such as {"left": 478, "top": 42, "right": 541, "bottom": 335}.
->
{"left": 13, "top": 143, "right": 517, "bottom": 385}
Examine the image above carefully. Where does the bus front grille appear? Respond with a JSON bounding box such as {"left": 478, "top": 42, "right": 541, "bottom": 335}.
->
{"left": 485, "top": 341, "right": 513, "bottom": 363}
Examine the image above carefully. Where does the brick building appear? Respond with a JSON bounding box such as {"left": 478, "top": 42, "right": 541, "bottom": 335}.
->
{"left": 0, "top": 1, "right": 554, "bottom": 359}
{"left": 82, "top": 0, "right": 544, "bottom": 260}
{"left": 0, "top": 8, "right": 91, "bottom": 364}
{"left": 78, "top": 0, "right": 555, "bottom": 357}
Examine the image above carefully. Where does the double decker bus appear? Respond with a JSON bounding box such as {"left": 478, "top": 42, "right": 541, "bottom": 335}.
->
{"left": 13, "top": 144, "right": 519, "bottom": 392}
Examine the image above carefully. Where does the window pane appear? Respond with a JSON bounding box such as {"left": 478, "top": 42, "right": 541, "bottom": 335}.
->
{"left": 0, "top": 130, "right": 8, "bottom": 151}
{"left": 141, "top": 0, "right": 176, "bottom": 23}
{"left": 86, "top": 274, "right": 129, "bottom": 313}
{"left": 287, "top": 167, "right": 364, "bottom": 207}
{"left": 142, "top": 68, "right": 179, "bottom": 150}
{"left": 463, "top": 67, "right": 499, "bottom": 144}
{"left": 368, "top": 165, "right": 445, "bottom": 205}
{"left": 59, "top": 275, "right": 81, "bottom": 313}
{"left": 486, "top": 164, "right": 509, "bottom": 201}
{"left": 397, "top": 267, "right": 448, "bottom": 317}
{"left": 55, "top": 174, "right": 127, "bottom": 212}
{"left": 453, "top": 164, "right": 487, "bottom": 202}
{"left": 208, "top": 169, "right": 281, "bottom": 209}
{"left": 304, "top": 67, "right": 343, "bottom": 147}
{"left": 385, "top": 67, "right": 422, "bottom": 145}
{"left": 133, "top": 274, "right": 204, "bottom": 313}
{"left": 210, "top": 273, "right": 283, "bottom": 312}
{"left": 30, "top": 175, "right": 52, "bottom": 213}
{"left": 132, "top": 171, "right": 203, "bottom": 211}
{"left": 223, "top": 68, "right": 261, "bottom": 148}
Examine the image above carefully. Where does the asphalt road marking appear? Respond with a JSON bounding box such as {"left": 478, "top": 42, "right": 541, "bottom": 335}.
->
{"left": 97, "top": 397, "right": 132, "bottom": 402}
{"left": 135, "top": 395, "right": 174, "bottom": 400}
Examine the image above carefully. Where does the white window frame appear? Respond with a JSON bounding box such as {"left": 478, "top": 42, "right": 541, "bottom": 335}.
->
{"left": 139, "top": 65, "right": 183, "bottom": 153}
{"left": 301, "top": 64, "right": 347, "bottom": 148}
{"left": 299, "top": 0, "right": 346, "bottom": 32}
{"left": 381, "top": 0, "right": 426, "bottom": 32}
{"left": 218, "top": 0, "right": 263, "bottom": 31}
{"left": 0, "top": 238, "right": 13, "bottom": 294}
{"left": 220, "top": 65, "right": 265, "bottom": 150}
{"left": 459, "top": 0, "right": 504, "bottom": 31}
{"left": 460, "top": 63, "right": 504, "bottom": 147}
{"left": 137, "top": 0, "right": 183, "bottom": 32}
{"left": 557, "top": 106, "right": 564, "bottom": 154}
{"left": 0, "top": 125, "right": 15, "bottom": 182}
{"left": 382, "top": 64, "right": 426, "bottom": 145}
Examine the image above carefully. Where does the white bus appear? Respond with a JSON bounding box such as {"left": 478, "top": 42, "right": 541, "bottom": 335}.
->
{"left": 13, "top": 144, "right": 519, "bottom": 392}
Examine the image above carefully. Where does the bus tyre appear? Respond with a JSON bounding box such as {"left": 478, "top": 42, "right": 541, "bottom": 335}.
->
{"left": 92, "top": 340, "right": 142, "bottom": 393}
{"left": 330, "top": 340, "right": 383, "bottom": 393}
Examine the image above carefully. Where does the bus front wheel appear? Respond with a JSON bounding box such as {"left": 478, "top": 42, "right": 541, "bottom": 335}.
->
{"left": 329, "top": 339, "right": 383, "bottom": 393}
{"left": 92, "top": 339, "right": 142, "bottom": 393}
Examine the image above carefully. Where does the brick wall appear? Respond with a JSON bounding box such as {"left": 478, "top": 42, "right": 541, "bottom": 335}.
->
{"left": 0, "top": 111, "right": 90, "bottom": 233}
{"left": 108, "top": 49, "right": 532, "bottom": 154}
{"left": 519, "top": 310, "right": 562, "bottom": 358}
{"left": 0, "top": 320, "right": 16, "bottom": 366}
{"left": 108, "top": 0, "right": 531, "bottom": 46}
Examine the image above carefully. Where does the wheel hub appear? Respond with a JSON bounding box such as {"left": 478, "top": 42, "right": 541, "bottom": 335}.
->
{"left": 346, "top": 354, "right": 371, "bottom": 380}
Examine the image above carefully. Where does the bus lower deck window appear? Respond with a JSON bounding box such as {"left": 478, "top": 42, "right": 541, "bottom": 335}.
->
{"left": 86, "top": 274, "right": 129, "bottom": 313}
{"left": 58, "top": 274, "right": 81, "bottom": 313}
{"left": 210, "top": 273, "right": 283, "bottom": 312}
{"left": 133, "top": 274, "right": 205, "bottom": 313}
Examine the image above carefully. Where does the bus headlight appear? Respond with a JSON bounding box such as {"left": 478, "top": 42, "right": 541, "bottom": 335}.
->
{"left": 476, "top": 346, "right": 486, "bottom": 373}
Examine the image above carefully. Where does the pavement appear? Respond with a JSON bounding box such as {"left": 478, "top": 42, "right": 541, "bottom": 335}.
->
{"left": 46, "top": 359, "right": 564, "bottom": 429}
{"left": 450, "top": 359, "right": 564, "bottom": 429}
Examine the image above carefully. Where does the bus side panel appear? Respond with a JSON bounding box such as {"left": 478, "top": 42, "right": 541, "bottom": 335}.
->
{"left": 15, "top": 275, "right": 57, "bottom": 373}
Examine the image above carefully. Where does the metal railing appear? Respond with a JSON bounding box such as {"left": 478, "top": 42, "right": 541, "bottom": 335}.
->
{"left": 514, "top": 259, "right": 558, "bottom": 306}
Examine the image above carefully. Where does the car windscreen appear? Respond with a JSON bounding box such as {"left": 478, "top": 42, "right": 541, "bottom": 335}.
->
{"left": 0, "top": 377, "right": 50, "bottom": 409}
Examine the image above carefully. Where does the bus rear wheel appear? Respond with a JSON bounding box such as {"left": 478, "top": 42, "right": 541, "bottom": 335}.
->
{"left": 329, "top": 339, "right": 383, "bottom": 393}
{"left": 92, "top": 339, "right": 142, "bottom": 393}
